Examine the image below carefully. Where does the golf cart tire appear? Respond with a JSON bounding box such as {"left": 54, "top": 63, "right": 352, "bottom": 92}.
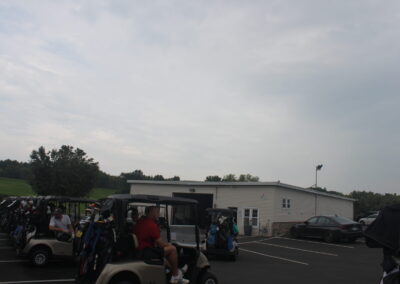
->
{"left": 110, "top": 272, "right": 139, "bottom": 284}
{"left": 229, "top": 248, "right": 239, "bottom": 261}
{"left": 199, "top": 271, "right": 218, "bottom": 284}
{"left": 30, "top": 246, "right": 51, "bottom": 267}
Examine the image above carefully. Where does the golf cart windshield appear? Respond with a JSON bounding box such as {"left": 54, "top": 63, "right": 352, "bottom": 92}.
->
{"left": 104, "top": 194, "right": 200, "bottom": 247}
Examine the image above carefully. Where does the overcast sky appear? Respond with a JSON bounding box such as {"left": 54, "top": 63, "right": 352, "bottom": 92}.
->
{"left": 0, "top": 0, "right": 399, "bottom": 194}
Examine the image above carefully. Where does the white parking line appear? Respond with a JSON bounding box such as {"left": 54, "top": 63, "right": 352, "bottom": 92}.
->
{"left": 241, "top": 248, "right": 309, "bottom": 265}
{"left": 238, "top": 238, "right": 272, "bottom": 244}
{"left": 0, "top": 279, "right": 75, "bottom": 284}
{"left": 254, "top": 241, "right": 338, "bottom": 256}
{"left": 277, "top": 237, "right": 355, "bottom": 249}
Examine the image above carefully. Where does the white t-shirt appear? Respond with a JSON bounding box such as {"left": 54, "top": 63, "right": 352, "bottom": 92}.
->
{"left": 49, "top": 215, "right": 71, "bottom": 232}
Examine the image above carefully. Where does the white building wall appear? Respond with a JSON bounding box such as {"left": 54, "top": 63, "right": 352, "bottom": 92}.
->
{"left": 273, "top": 187, "right": 354, "bottom": 222}
{"left": 130, "top": 184, "right": 275, "bottom": 235}
{"left": 316, "top": 195, "right": 353, "bottom": 219}
{"left": 130, "top": 183, "right": 354, "bottom": 236}
{"left": 273, "top": 187, "right": 317, "bottom": 223}
{"left": 130, "top": 184, "right": 217, "bottom": 198}
{"left": 216, "top": 186, "right": 274, "bottom": 236}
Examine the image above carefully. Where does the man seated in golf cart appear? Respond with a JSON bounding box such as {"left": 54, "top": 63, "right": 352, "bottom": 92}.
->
{"left": 134, "top": 206, "right": 189, "bottom": 284}
{"left": 49, "top": 208, "right": 74, "bottom": 241}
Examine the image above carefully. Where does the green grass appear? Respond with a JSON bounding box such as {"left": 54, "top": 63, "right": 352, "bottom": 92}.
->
{"left": 0, "top": 177, "right": 118, "bottom": 199}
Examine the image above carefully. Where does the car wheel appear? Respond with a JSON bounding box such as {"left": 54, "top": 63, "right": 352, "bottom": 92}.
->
{"left": 348, "top": 238, "right": 357, "bottom": 243}
{"left": 291, "top": 228, "right": 300, "bottom": 239}
{"left": 30, "top": 247, "right": 50, "bottom": 267}
{"left": 324, "top": 232, "right": 335, "bottom": 243}
{"left": 199, "top": 271, "right": 218, "bottom": 284}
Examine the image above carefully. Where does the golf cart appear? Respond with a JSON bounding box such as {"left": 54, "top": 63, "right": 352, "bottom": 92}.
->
{"left": 11, "top": 196, "right": 42, "bottom": 249}
{"left": 19, "top": 196, "right": 96, "bottom": 266}
{"left": 0, "top": 196, "right": 22, "bottom": 236}
{"left": 204, "top": 208, "right": 239, "bottom": 261}
{"left": 76, "top": 194, "right": 218, "bottom": 284}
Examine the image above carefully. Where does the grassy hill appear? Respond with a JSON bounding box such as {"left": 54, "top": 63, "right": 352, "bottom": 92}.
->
{"left": 0, "top": 177, "right": 118, "bottom": 199}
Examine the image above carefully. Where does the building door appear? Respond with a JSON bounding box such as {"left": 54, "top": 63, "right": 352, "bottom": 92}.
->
{"left": 173, "top": 193, "right": 213, "bottom": 229}
{"left": 228, "top": 207, "right": 238, "bottom": 222}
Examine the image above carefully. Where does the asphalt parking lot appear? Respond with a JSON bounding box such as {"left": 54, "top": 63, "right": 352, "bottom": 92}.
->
{"left": 0, "top": 233, "right": 382, "bottom": 284}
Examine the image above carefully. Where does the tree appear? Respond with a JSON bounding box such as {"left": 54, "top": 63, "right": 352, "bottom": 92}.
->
{"left": 119, "top": 170, "right": 180, "bottom": 192}
{"left": 222, "top": 174, "right": 237, "bottom": 182}
{"left": 153, "top": 175, "right": 164, "bottom": 181}
{"left": 166, "top": 176, "right": 180, "bottom": 181}
{"left": 348, "top": 190, "right": 400, "bottom": 219}
{"left": 238, "top": 174, "right": 259, "bottom": 182}
{"left": 205, "top": 176, "right": 222, "bottom": 182}
{"left": 30, "top": 145, "right": 99, "bottom": 197}
{"left": 0, "top": 159, "right": 32, "bottom": 179}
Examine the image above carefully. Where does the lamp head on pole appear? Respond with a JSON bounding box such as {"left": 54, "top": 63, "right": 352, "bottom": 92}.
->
{"left": 316, "top": 164, "right": 323, "bottom": 171}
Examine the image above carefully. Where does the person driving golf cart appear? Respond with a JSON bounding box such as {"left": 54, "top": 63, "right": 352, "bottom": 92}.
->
{"left": 76, "top": 194, "right": 218, "bottom": 284}
{"left": 49, "top": 207, "right": 75, "bottom": 241}
{"left": 134, "top": 206, "right": 189, "bottom": 284}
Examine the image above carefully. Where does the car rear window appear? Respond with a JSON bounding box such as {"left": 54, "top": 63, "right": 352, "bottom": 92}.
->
{"left": 331, "top": 216, "right": 355, "bottom": 224}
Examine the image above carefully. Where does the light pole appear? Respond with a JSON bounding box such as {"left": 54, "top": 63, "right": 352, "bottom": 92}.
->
{"left": 315, "top": 164, "right": 323, "bottom": 188}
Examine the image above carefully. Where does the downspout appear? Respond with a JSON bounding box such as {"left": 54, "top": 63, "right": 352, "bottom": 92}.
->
{"left": 314, "top": 194, "right": 317, "bottom": 216}
{"left": 215, "top": 186, "right": 218, "bottom": 207}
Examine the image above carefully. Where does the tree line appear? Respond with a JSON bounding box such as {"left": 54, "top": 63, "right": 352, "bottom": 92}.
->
{"left": 1, "top": 145, "right": 399, "bottom": 217}
{"left": 0, "top": 146, "right": 181, "bottom": 196}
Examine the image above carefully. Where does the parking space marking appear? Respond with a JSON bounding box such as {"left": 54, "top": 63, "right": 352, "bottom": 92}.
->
{"left": 255, "top": 241, "right": 338, "bottom": 256}
{"left": 240, "top": 248, "right": 309, "bottom": 265}
{"left": 0, "top": 279, "right": 75, "bottom": 284}
{"left": 277, "top": 237, "right": 355, "bottom": 249}
{"left": 239, "top": 238, "right": 272, "bottom": 244}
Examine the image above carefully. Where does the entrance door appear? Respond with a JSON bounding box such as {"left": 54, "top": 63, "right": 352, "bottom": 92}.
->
{"left": 173, "top": 193, "right": 213, "bottom": 229}
{"left": 228, "top": 207, "right": 238, "bottom": 222}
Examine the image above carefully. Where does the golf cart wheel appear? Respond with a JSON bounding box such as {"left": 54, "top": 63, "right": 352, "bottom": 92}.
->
{"left": 30, "top": 247, "right": 50, "bottom": 267}
{"left": 360, "top": 221, "right": 365, "bottom": 226}
{"left": 110, "top": 272, "right": 139, "bottom": 284}
{"left": 324, "top": 232, "right": 335, "bottom": 243}
{"left": 199, "top": 271, "right": 218, "bottom": 284}
{"left": 229, "top": 247, "right": 239, "bottom": 261}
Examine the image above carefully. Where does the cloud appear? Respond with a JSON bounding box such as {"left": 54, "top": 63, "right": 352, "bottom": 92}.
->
{"left": 0, "top": 0, "right": 399, "bottom": 193}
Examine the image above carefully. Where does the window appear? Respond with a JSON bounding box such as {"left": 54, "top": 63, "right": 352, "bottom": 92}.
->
{"left": 317, "top": 217, "right": 335, "bottom": 226}
{"left": 282, "top": 199, "right": 291, "bottom": 208}
{"left": 244, "top": 208, "right": 259, "bottom": 227}
{"left": 331, "top": 216, "right": 354, "bottom": 225}
{"left": 307, "top": 217, "right": 319, "bottom": 224}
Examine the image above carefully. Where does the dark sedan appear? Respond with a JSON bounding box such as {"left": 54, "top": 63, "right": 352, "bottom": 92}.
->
{"left": 290, "top": 216, "right": 363, "bottom": 243}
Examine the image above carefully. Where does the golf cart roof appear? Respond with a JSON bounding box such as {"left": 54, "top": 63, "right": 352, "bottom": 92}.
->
{"left": 42, "top": 196, "right": 95, "bottom": 203}
{"left": 106, "top": 194, "right": 198, "bottom": 205}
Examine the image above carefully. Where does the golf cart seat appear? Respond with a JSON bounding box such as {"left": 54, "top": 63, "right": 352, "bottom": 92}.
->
{"left": 113, "top": 233, "right": 141, "bottom": 262}
{"left": 132, "top": 234, "right": 139, "bottom": 249}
